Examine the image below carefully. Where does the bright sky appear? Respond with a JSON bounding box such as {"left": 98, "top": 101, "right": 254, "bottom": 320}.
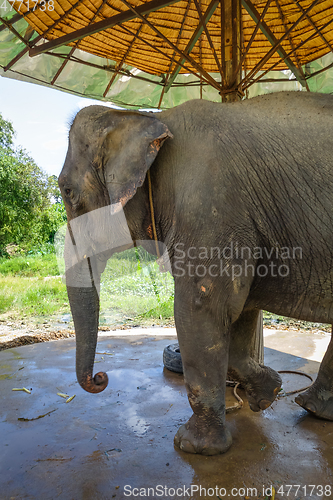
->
{"left": 0, "top": 76, "right": 109, "bottom": 177}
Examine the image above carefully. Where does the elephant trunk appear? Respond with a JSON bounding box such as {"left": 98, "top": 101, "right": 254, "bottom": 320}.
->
{"left": 67, "top": 276, "right": 108, "bottom": 394}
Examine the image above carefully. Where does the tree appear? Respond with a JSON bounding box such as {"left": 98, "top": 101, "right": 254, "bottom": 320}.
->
{"left": 0, "top": 113, "right": 66, "bottom": 255}
{"left": 47, "top": 174, "right": 63, "bottom": 204}
{"left": 0, "top": 114, "right": 14, "bottom": 149}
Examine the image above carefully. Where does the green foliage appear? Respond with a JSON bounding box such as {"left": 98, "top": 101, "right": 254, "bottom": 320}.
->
{"left": 0, "top": 252, "right": 66, "bottom": 318}
{"left": 0, "top": 114, "right": 14, "bottom": 149}
{"left": 0, "top": 253, "right": 59, "bottom": 277}
{"left": 139, "top": 296, "right": 174, "bottom": 319}
{"left": 30, "top": 202, "right": 67, "bottom": 251}
{"left": 47, "top": 174, "right": 63, "bottom": 204}
{"left": 0, "top": 275, "right": 68, "bottom": 316}
{"left": 0, "top": 113, "right": 66, "bottom": 254}
{"left": 99, "top": 253, "right": 175, "bottom": 324}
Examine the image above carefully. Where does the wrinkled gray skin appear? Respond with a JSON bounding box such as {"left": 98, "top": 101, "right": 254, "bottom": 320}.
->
{"left": 59, "top": 92, "right": 333, "bottom": 455}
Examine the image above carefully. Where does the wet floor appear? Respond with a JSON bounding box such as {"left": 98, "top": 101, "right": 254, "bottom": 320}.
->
{"left": 0, "top": 327, "right": 332, "bottom": 500}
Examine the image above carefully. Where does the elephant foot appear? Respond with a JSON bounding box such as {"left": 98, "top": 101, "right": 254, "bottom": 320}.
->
{"left": 174, "top": 414, "right": 232, "bottom": 455}
{"left": 295, "top": 383, "right": 333, "bottom": 420}
{"left": 242, "top": 365, "right": 282, "bottom": 412}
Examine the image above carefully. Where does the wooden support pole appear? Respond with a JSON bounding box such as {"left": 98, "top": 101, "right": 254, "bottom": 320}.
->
{"left": 220, "top": 0, "right": 242, "bottom": 102}
{"left": 253, "top": 310, "right": 264, "bottom": 365}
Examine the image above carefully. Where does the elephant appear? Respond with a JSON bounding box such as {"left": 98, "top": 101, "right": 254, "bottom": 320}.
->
{"left": 59, "top": 91, "right": 333, "bottom": 456}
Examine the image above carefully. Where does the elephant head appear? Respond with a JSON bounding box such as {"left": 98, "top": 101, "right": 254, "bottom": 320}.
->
{"left": 58, "top": 106, "right": 172, "bottom": 394}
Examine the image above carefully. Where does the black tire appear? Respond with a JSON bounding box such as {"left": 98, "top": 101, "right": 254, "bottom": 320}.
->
{"left": 163, "top": 343, "right": 183, "bottom": 373}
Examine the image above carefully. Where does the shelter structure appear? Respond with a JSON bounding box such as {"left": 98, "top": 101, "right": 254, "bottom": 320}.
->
{"left": 1, "top": 0, "right": 333, "bottom": 107}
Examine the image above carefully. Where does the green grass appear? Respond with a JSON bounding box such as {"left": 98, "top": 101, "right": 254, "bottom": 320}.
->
{"left": 0, "top": 249, "right": 175, "bottom": 325}
{"left": 0, "top": 253, "right": 59, "bottom": 277}
{"left": 0, "top": 276, "right": 68, "bottom": 316}
{"left": 99, "top": 258, "right": 174, "bottom": 325}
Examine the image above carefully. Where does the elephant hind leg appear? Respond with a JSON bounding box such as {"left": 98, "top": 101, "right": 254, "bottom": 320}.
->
{"left": 296, "top": 332, "right": 333, "bottom": 420}
{"left": 295, "top": 387, "right": 333, "bottom": 421}
{"left": 237, "top": 362, "right": 282, "bottom": 412}
{"left": 228, "top": 309, "right": 282, "bottom": 412}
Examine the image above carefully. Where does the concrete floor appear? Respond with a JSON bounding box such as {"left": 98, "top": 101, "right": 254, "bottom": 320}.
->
{"left": 0, "top": 327, "right": 333, "bottom": 500}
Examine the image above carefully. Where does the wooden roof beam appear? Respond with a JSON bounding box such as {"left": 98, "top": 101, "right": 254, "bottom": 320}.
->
{"left": 165, "top": 0, "right": 219, "bottom": 92}
{"left": 51, "top": 0, "right": 109, "bottom": 85}
{"left": 116, "top": 21, "right": 214, "bottom": 88}
{"left": 29, "top": 0, "right": 182, "bottom": 57}
{"left": 43, "top": 49, "right": 165, "bottom": 85}
{"left": 41, "top": 0, "right": 86, "bottom": 41}
{"left": 116, "top": 20, "right": 213, "bottom": 87}
{"left": 241, "top": 0, "right": 307, "bottom": 86}
{"left": 3, "top": 46, "right": 29, "bottom": 71}
{"left": 193, "top": 0, "right": 223, "bottom": 81}
{"left": 291, "top": 0, "right": 333, "bottom": 55}
{"left": 0, "top": 12, "right": 22, "bottom": 33}
{"left": 0, "top": 15, "right": 31, "bottom": 45}
{"left": 306, "top": 61, "right": 333, "bottom": 80}
{"left": 243, "top": 15, "right": 333, "bottom": 90}
{"left": 1, "top": 0, "right": 58, "bottom": 34}
{"left": 119, "top": 0, "right": 222, "bottom": 91}
{"left": 233, "top": 0, "right": 272, "bottom": 81}
{"left": 3, "top": 34, "right": 42, "bottom": 72}
{"left": 275, "top": 0, "right": 309, "bottom": 91}
{"left": 138, "top": 0, "right": 191, "bottom": 103}
{"left": 103, "top": 23, "right": 144, "bottom": 97}
{"left": 51, "top": 46, "right": 76, "bottom": 85}
{"left": 167, "top": 0, "right": 192, "bottom": 70}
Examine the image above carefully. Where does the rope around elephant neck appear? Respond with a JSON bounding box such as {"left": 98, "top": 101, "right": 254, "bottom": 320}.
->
{"left": 147, "top": 170, "right": 161, "bottom": 260}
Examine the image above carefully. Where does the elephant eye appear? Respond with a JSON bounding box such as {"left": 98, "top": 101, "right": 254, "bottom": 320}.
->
{"left": 64, "top": 188, "right": 79, "bottom": 206}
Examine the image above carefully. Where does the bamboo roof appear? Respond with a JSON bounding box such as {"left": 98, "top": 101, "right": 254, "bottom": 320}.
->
{"left": 1, "top": 0, "right": 333, "bottom": 107}
{"left": 9, "top": 0, "right": 333, "bottom": 75}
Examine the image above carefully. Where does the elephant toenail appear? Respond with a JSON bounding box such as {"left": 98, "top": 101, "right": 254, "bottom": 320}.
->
{"left": 180, "top": 440, "right": 195, "bottom": 453}
{"left": 305, "top": 403, "right": 317, "bottom": 413}
{"left": 259, "top": 399, "right": 272, "bottom": 410}
{"left": 295, "top": 395, "right": 303, "bottom": 406}
{"left": 249, "top": 403, "right": 261, "bottom": 412}
{"left": 295, "top": 395, "right": 316, "bottom": 413}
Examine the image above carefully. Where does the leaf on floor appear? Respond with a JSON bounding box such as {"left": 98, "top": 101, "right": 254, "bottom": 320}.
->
{"left": 18, "top": 409, "right": 57, "bottom": 421}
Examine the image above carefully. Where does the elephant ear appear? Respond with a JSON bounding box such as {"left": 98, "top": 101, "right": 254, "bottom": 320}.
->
{"left": 102, "top": 112, "right": 173, "bottom": 207}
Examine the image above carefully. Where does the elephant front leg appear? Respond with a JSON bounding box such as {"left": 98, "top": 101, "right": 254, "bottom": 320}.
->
{"left": 173, "top": 279, "right": 232, "bottom": 455}
{"left": 228, "top": 309, "right": 282, "bottom": 411}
